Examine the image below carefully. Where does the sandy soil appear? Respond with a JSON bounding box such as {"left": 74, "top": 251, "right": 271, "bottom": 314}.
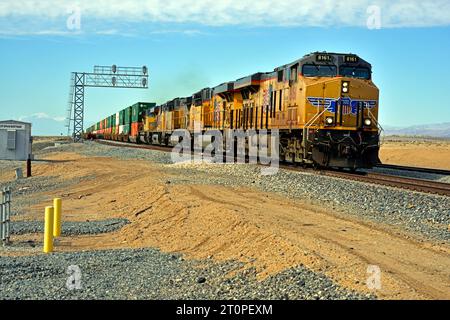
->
{"left": 380, "top": 138, "right": 450, "bottom": 170}
{"left": 3, "top": 150, "right": 449, "bottom": 300}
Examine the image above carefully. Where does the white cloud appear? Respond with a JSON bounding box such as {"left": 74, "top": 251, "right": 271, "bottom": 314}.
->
{"left": 149, "top": 29, "right": 207, "bottom": 35}
{"left": 94, "top": 29, "right": 138, "bottom": 37}
{"left": 0, "top": 29, "right": 82, "bottom": 36}
{"left": 0, "top": 0, "right": 449, "bottom": 36}
{"left": 95, "top": 29, "right": 119, "bottom": 35}
{"left": 19, "top": 113, "right": 65, "bottom": 122}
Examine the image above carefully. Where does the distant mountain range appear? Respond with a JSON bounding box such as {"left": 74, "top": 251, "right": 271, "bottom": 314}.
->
{"left": 17, "top": 113, "right": 67, "bottom": 136}
{"left": 16, "top": 113, "right": 96, "bottom": 137}
{"left": 384, "top": 122, "right": 450, "bottom": 138}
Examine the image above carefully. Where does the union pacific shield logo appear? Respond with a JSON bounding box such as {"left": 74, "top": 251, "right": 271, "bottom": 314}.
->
{"left": 307, "top": 97, "right": 376, "bottom": 116}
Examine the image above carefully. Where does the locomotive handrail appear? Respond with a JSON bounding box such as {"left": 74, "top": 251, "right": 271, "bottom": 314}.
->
{"left": 368, "top": 109, "right": 385, "bottom": 145}
{"left": 302, "top": 104, "right": 332, "bottom": 159}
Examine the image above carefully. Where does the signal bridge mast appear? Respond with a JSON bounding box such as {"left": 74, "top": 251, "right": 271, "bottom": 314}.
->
{"left": 66, "top": 65, "right": 149, "bottom": 142}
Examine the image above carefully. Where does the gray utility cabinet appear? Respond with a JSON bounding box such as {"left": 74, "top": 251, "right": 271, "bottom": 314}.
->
{"left": 0, "top": 120, "right": 32, "bottom": 161}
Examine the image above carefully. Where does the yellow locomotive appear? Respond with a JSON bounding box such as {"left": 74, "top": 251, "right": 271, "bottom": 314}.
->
{"left": 141, "top": 52, "right": 380, "bottom": 169}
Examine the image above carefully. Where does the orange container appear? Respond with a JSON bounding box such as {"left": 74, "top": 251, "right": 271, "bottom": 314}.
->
{"left": 131, "top": 122, "right": 139, "bottom": 137}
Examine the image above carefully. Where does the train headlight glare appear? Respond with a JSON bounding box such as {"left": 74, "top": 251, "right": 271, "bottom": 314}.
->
{"left": 343, "top": 82, "right": 349, "bottom": 87}
{"left": 364, "top": 118, "right": 372, "bottom": 126}
{"left": 342, "top": 87, "right": 349, "bottom": 93}
{"left": 326, "top": 117, "right": 334, "bottom": 125}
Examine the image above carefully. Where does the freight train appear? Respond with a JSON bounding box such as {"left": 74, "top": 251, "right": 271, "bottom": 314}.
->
{"left": 85, "top": 52, "right": 381, "bottom": 169}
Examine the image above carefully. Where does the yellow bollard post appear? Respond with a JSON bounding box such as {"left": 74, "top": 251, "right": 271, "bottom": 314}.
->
{"left": 43, "top": 206, "right": 54, "bottom": 253}
{"left": 53, "top": 198, "right": 62, "bottom": 237}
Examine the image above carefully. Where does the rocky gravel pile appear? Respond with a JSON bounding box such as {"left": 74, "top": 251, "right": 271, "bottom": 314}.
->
{"left": 39, "top": 141, "right": 173, "bottom": 164}
{"left": 0, "top": 160, "right": 25, "bottom": 174}
{"left": 37, "top": 142, "right": 449, "bottom": 242}
{"left": 0, "top": 174, "right": 97, "bottom": 216}
{"left": 0, "top": 248, "right": 373, "bottom": 300}
{"left": 10, "top": 218, "right": 129, "bottom": 236}
{"left": 168, "top": 163, "right": 450, "bottom": 242}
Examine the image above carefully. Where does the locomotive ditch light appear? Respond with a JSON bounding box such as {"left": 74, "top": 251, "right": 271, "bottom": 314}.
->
{"left": 325, "top": 117, "right": 334, "bottom": 126}
{"left": 364, "top": 118, "right": 372, "bottom": 126}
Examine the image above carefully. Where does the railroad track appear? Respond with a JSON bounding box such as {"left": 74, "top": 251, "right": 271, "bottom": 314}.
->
{"left": 94, "top": 139, "right": 450, "bottom": 197}
{"left": 318, "top": 170, "right": 450, "bottom": 197}
{"left": 375, "top": 163, "right": 450, "bottom": 176}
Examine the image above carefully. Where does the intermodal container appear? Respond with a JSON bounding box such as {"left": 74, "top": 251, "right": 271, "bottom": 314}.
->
{"left": 131, "top": 102, "right": 156, "bottom": 123}
{"left": 122, "top": 123, "right": 131, "bottom": 135}
{"left": 124, "top": 107, "right": 132, "bottom": 125}
{"left": 131, "top": 122, "right": 140, "bottom": 137}
{"left": 119, "top": 109, "right": 125, "bottom": 125}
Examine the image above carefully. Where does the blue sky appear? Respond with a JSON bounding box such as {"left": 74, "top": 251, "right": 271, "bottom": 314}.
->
{"left": 0, "top": 0, "right": 450, "bottom": 135}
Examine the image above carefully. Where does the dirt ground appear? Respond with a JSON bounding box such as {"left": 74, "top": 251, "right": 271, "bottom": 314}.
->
{"left": 2, "top": 146, "right": 449, "bottom": 300}
{"left": 380, "top": 137, "right": 450, "bottom": 170}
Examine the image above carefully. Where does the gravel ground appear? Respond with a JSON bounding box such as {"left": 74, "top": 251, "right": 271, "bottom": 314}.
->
{"left": 167, "top": 163, "right": 450, "bottom": 242}
{"left": 0, "top": 174, "right": 97, "bottom": 216}
{"left": 10, "top": 218, "right": 130, "bottom": 236}
{"left": 0, "top": 141, "right": 445, "bottom": 300}
{"left": 0, "top": 160, "right": 26, "bottom": 179}
{"left": 38, "top": 141, "right": 173, "bottom": 164}
{"left": 0, "top": 248, "right": 373, "bottom": 300}
{"left": 47, "top": 142, "right": 450, "bottom": 243}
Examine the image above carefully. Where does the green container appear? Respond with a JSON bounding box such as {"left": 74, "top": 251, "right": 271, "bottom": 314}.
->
{"left": 122, "top": 123, "right": 131, "bottom": 135}
{"left": 124, "top": 107, "right": 132, "bottom": 125}
{"left": 110, "top": 115, "right": 115, "bottom": 127}
{"left": 131, "top": 102, "right": 156, "bottom": 123}
{"left": 96, "top": 122, "right": 100, "bottom": 131}
{"left": 119, "top": 110, "right": 125, "bottom": 125}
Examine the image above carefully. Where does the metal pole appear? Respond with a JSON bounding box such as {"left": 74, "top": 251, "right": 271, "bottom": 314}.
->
{"left": 27, "top": 155, "right": 32, "bottom": 177}
{"left": 43, "top": 206, "right": 54, "bottom": 253}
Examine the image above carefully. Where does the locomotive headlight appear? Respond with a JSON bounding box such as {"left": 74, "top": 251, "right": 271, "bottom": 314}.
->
{"left": 325, "top": 117, "right": 334, "bottom": 125}
{"left": 364, "top": 118, "right": 372, "bottom": 126}
{"left": 342, "top": 81, "right": 350, "bottom": 94}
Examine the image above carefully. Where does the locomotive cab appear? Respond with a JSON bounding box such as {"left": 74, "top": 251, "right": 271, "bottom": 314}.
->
{"left": 300, "top": 53, "right": 381, "bottom": 169}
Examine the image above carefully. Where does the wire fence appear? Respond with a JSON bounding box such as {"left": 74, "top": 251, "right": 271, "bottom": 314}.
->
{"left": 1, "top": 187, "right": 11, "bottom": 246}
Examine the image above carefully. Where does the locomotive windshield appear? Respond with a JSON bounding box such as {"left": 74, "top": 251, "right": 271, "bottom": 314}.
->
{"left": 340, "top": 66, "right": 371, "bottom": 79}
{"left": 302, "top": 64, "right": 337, "bottom": 77}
